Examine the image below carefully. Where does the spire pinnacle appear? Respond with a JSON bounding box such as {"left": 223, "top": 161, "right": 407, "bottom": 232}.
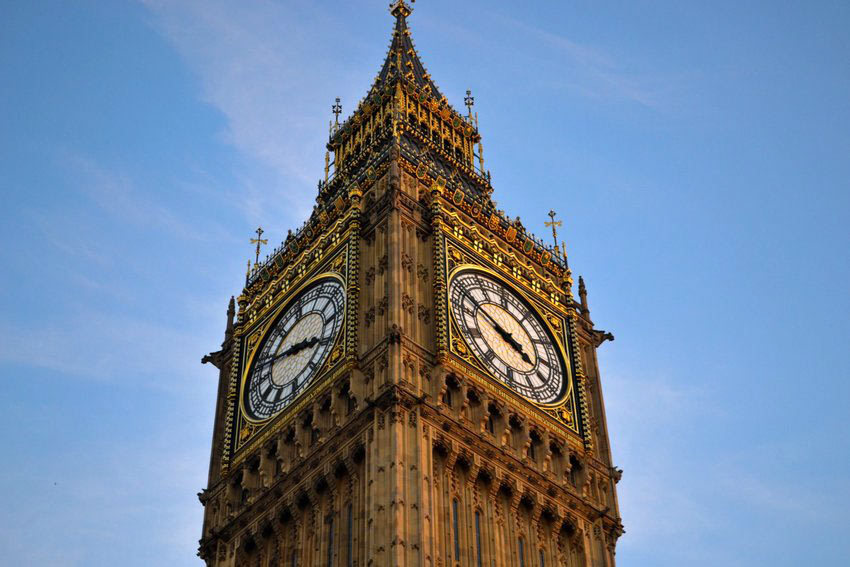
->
{"left": 364, "top": 0, "right": 440, "bottom": 102}
{"left": 250, "top": 226, "right": 268, "bottom": 266}
{"left": 578, "top": 276, "right": 592, "bottom": 323}
{"left": 464, "top": 90, "right": 475, "bottom": 119}
{"left": 332, "top": 97, "right": 342, "bottom": 126}
{"left": 389, "top": 0, "right": 412, "bottom": 19}
{"left": 545, "top": 210, "right": 563, "bottom": 254}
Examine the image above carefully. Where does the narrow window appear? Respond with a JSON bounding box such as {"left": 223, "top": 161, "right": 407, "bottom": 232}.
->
{"left": 474, "top": 510, "right": 483, "bottom": 567}
{"left": 347, "top": 504, "right": 353, "bottom": 567}
{"left": 327, "top": 516, "right": 334, "bottom": 567}
{"left": 291, "top": 549, "right": 297, "bottom": 567}
{"left": 539, "top": 548, "right": 545, "bottom": 567}
{"left": 518, "top": 538, "right": 526, "bottom": 567}
{"left": 452, "top": 499, "right": 460, "bottom": 561}
{"left": 445, "top": 388, "right": 453, "bottom": 407}
{"left": 486, "top": 413, "right": 495, "bottom": 434}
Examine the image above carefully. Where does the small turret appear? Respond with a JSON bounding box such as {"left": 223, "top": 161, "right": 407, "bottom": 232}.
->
{"left": 225, "top": 296, "right": 235, "bottom": 342}
{"left": 578, "top": 275, "right": 592, "bottom": 324}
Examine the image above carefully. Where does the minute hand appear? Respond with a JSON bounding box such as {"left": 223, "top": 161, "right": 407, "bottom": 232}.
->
{"left": 265, "top": 336, "right": 320, "bottom": 366}
{"left": 477, "top": 307, "right": 532, "bottom": 364}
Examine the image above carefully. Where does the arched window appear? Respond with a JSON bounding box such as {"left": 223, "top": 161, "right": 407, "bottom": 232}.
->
{"left": 452, "top": 499, "right": 461, "bottom": 561}
{"left": 326, "top": 515, "right": 334, "bottom": 567}
{"left": 518, "top": 537, "right": 526, "bottom": 567}
{"left": 569, "top": 455, "right": 582, "bottom": 488}
{"left": 474, "top": 510, "right": 483, "bottom": 567}
{"left": 347, "top": 503, "right": 353, "bottom": 567}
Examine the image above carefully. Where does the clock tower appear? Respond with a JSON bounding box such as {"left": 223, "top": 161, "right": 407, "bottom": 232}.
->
{"left": 199, "top": 3, "right": 624, "bottom": 566}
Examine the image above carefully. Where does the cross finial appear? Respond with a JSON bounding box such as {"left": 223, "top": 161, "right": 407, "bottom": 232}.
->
{"left": 332, "top": 97, "right": 342, "bottom": 125}
{"left": 250, "top": 226, "right": 268, "bottom": 266}
{"left": 544, "top": 210, "right": 564, "bottom": 257}
{"left": 464, "top": 90, "right": 475, "bottom": 119}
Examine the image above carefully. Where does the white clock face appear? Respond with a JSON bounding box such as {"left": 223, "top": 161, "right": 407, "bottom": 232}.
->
{"left": 244, "top": 278, "right": 345, "bottom": 420}
{"left": 449, "top": 271, "right": 566, "bottom": 405}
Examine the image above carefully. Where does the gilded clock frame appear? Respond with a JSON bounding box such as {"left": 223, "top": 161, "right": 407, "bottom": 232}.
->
{"left": 228, "top": 237, "right": 355, "bottom": 464}
{"left": 447, "top": 264, "right": 573, "bottom": 406}
{"left": 238, "top": 271, "right": 347, "bottom": 425}
{"left": 440, "top": 228, "right": 583, "bottom": 437}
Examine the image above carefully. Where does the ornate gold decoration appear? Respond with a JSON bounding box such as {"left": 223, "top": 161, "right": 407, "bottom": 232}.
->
{"left": 445, "top": 264, "right": 580, "bottom": 434}
{"left": 250, "top": 227, "right": 268, "bottom": 266}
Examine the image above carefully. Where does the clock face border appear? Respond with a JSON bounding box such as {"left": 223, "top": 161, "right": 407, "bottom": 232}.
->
{"left": 447, "top": 265, "right": 574, "bottom": 409}
{"left": 238, "top": 272, "right": 347, "bottom": 424}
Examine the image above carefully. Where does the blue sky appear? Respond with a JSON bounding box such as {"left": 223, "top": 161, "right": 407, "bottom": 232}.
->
{"left": 1, "top": 1, "right": 849, "bottom": 565}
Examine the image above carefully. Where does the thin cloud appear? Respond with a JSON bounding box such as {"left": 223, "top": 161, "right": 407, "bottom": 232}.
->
{"left": 0, "top": 311, "right": 207, "bottom": 390}
{"left": 490, "top": 12, "right": 674, "bottom": 109}
{"left": 140, "top": 0, "right": 347, "bottom": 226}
{"left": 60, "top": 152, "right": 227, "bottom": 242}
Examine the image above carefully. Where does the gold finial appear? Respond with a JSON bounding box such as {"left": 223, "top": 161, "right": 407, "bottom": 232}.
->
{"left": 390, "top": 0, "right": 413, "bottom": 19}
{"left": 545, "top": 210, "right": 563, "bottom": 257}
{"left": 324, "top": 151, "right": 330, "bottom": 182}
{"left": 250, "top": 226, "right": 268, "bottom": 266}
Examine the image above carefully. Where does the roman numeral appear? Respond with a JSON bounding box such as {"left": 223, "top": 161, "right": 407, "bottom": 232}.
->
{"left": 261, "top": 384, "right": 274, "bottom": 400}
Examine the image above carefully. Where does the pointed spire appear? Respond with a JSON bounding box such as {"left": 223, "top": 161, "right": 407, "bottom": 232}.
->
{"left": 389, "top": 0, "right": 412, "bottom": 19}
{"left": 370, "top": 0, "right": 441, "bottom": 100}
{"left": 578, "top": 276, "right": 592, "bottom": 323}
{"left": 225, "top": 296, "right": 236, "bottom": 341}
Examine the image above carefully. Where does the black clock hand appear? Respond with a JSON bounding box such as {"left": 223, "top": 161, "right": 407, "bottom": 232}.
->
{"left": 265, "top": 336, "right": 321, "bottom": 366}
{"left": 477, "top": 306, "right": 509, "bottom": 338}
{"left": 501, "top": 331, "right": 532, "bottom": 364}
{"left": 477, "top": 306, "right": 532, "bottom": 364}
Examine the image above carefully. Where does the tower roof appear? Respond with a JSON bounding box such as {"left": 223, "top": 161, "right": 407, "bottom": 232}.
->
{"left": 369, "top": 1, "right": 443, "bottom": 101}
{"left": 244, "top": 2, "right": 570, "bottom": 289}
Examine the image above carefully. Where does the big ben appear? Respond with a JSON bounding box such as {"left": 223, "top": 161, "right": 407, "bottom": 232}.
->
{"left": 199, "top": 2, "right": 624, "bottom": 566}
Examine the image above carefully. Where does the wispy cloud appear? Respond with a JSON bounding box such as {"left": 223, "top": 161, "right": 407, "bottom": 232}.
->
{"left": 60, "top": 152, "right": 225, "bottom": 242}
{"left": 2, "top": 154, "right": 232, "bottom": 391}
{"left": 140, "top": 0, "right": 360, "bottom": 228}
{"left": 604, "top": 370, "right": 718, "bottom": 549}
{"left": 0, "top": 310, "right": 208, "bottom": 389}
{"left": 489, "top": 12, "right": 680, "bottom": 109}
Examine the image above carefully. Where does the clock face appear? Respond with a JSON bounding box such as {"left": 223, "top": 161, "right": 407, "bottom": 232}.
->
{"left": 449, "top": 271, "right": 566, "bottom": 405}
{"left": 243, "top": 277, "right": 345, "bottom": 420}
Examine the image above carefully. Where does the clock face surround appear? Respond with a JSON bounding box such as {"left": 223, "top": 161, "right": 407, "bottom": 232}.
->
{"left": 243, "top": 277, "right": 345, "bottom": 421}
{"left": 449, "top": 270, "right": 567, "bottom": 405}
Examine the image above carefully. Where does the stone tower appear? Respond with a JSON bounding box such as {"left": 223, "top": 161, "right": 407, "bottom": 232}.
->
{"left": 199, "top": 3, "right": 623, "bottom": 566}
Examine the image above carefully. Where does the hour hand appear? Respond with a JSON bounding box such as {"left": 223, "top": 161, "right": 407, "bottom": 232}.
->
{"left": 504, "top": 333, "right": 532, "bottom": 364}
{"left": 268, "top": 336, "right": 320, "bottom": 364}
{"left": 478, "top": 307, "right": 532, "bottom": 363}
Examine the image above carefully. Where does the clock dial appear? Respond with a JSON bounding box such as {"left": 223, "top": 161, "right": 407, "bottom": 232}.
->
{"left": 449, "top": 271, "right": 566, "bottom": 405}
{"left": 244, "top": 277, "right": 345, "bottom": 420}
